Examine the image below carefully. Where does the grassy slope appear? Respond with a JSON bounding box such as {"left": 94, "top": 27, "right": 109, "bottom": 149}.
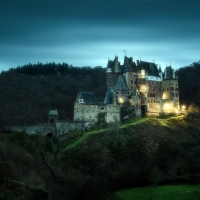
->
{"left": 62, "top": 115, "right": 194, "bottom": 152}
{"left": 62, "top": 117, "right": 148, "bottom": 151}
{"left": 115, "top": 184, "right": 200, "bottom": 200}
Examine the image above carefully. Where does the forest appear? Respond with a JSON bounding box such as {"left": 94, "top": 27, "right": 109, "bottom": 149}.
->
{"left": 0, "top": 61, "right": 200, "bottom": 125}
{"left": 0, "top": 62, "right": 107, "bottom": 125}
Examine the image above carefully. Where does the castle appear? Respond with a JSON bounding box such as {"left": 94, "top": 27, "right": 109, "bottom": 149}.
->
{"left": 1, "top": 56, "right": 180, "bottom": 135}
{"left": 74, "top": 56, "right": 179, "bottom": 124}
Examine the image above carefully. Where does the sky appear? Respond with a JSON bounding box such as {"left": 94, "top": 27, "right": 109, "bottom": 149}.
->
{"left": 0, "top": 0, "right": 200, "bottom": 72}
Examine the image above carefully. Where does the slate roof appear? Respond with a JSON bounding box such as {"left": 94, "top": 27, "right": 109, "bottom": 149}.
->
{"left": 138, "top": 61, "right": 160, "bottom": 77}
{"left": 121, "top": 56, "right": 137, "bottom": 73}
{"left": 104, "top": 87, "right": 114, "bottom": 104}
{"left": 98, "top": 102, "right": 105, "bottom": 106}
{"left": 163, "top": 66, "right": 174, "bottom": 79}
{"left": 78, "top": 91, "right": 99, "bottom": 105}
{"left": 114, "top": 75, "right": 129, "bottom": 91}
{"left": 48, "top": 110, "right": 58, "bottom": 116}
{"left": 158, "top": 66, "right": 162, "bottom": 73}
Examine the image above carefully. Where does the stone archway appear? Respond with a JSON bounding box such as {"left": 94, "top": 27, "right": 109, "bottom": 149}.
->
{"left": 46, "top": 132, "right": 53, "bottom": 139}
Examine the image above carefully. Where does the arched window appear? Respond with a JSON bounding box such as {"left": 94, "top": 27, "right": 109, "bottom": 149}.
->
{"left": 50, "top": 118, "right": 54, "bottom": 124}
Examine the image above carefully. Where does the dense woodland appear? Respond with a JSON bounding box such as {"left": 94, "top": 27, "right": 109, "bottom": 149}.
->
{"left": 178, "top": 61, "right": 200, "bottom": 109}
{"left": 0, "top": 63, "right": 106, "bottom": 125}
{"left": 0, "top": 61, "right": 200, "bottom": 125}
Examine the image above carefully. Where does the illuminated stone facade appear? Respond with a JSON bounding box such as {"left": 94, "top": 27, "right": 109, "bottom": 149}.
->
{"left": 74, "top": 56, "right": 179, "bottom": 124}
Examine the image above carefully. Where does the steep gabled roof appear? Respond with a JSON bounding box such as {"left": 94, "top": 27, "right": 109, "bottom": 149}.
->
{"left": 114, "top": 75, "right": 129, "bottom": 91}
{"left": 139, "top": 61, "right": 160, "bottom": 77}
{"left": 78, "top": 91, "right": 99, "bottom": 105}
{"left": 48, "top": 110, "right": 58, "bottom": 116}
{"left": 104, "top": 87, "right": 114, "bottom": 104}
{"left": 122, "top": 56, "right": 137, "bottom": 73}
{"left": 163, "top": 66, "right": 175, "bottom": 79}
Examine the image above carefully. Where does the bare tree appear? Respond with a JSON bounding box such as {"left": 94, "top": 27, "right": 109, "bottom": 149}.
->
{"left": 40, "top": 122, "right": 80, "bottom": 200}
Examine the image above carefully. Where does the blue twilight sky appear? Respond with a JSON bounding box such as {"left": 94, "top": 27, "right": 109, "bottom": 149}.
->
{"left": 0, "top": 0, "right": 200, "bottom": 72}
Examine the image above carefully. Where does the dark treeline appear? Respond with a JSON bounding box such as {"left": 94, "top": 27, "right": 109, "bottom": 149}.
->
{"left": 178, "top": 61, "right": 200, "bottom": 109}
{"left": 0, "top": 62, "right": 107, "bottom": 125}
{"left": 8, "top": 62, "right": 103, "bottom": 77}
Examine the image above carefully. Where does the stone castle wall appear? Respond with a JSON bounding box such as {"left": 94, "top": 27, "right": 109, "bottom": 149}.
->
{"left": 2, "top": 121, "right": 90, "bottom": 135}
{"left": 3, "top": 124, "right": 55, "bottom": 135}
{"left": 74, "top": 104, "right": 99, "bottom": 122}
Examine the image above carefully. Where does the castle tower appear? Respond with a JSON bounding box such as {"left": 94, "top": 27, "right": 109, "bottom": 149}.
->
{"left": 48, "top": 110, "right": 58, "bottom": 124}
{"left": 114, "top": 75, "right": 129, "bottom": 106}
{"left": 106, "top": 56, "right": 121, "bottom": 88}
{"left": 104, "top": 87, "right": 120, "bottom": 123}
{"left": 114, "top": 56, "right": 120, "bottom": 73}
{"left": 135, "top": 70, "right": 149, "bottom": 115}
{"left": 162, "top": 66, "right": 179, "bottom": 112}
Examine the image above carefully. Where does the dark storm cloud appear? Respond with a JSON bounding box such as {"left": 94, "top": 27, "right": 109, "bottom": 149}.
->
{"left": 0, "top": 0, "right": 200, "bottom": 71}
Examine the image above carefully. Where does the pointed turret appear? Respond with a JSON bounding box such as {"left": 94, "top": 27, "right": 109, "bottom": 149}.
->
{"left": 114, "top": 56, "right": 120, "bottom": 73}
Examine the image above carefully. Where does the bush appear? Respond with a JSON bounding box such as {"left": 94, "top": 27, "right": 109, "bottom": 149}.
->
{"left": 0, "top": 187, "right": 15, "bottom": 200}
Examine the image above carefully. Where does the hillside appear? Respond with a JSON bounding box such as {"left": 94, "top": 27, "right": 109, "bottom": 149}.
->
{"left": 1, "top": 115, "right": 200, "bottom": 200}
{"left": 0, "top": 64, "right": 106, "bottom": 125}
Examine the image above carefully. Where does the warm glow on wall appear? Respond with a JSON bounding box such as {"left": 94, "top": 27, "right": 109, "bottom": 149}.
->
{"left": 118, "top": 97, "right": 124, "bottom": 104}
{"left": 140, "top": 85, "right": 148, "bottom": 93}
{"left": 164, "top": 103, "right": 169, "bottom": 109}
{"left": 181, "top": 105, "right": 186, "bottom": 109}
{"left": 163, "top": 102, "right": 174, "bottom": 112}
{"left": 162, "top": 92, "right": 168, "bottom": 100}
{"left": 141, "top": 70, "right": 145, "bottom": 76}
